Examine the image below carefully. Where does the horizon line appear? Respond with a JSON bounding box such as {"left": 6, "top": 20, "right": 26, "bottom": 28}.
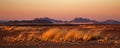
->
{"left": 1, "top": 17, "right": 120, "bottom": 22}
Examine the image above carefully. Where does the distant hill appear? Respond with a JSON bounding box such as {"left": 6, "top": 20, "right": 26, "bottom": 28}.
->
{"left": 5, "top": 18, "right": 53, "bottom": 24}
{"left": 70, "top": 18, "right": 120, "bottom": 24}
{"left": 34, "top": 17, "right": 63, "bottom": 23}
{"left": 100, "top": 20, "right": 120, "bottom": 24}
{"left": 1, "top": 17, "right": 120, "bottom": 24}
{"left": 0, "top": 21, "right": 6, "bottom": 23}
{"left": 70, "top": 17, "right": 98, "bottom": 24}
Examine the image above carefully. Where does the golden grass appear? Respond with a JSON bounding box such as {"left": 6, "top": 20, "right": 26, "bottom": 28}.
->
{"left": 3, "top": 26, "right": 104, "bottom": 42}
{"left": 40, "top": 28, "right": 102, "bottom": 42}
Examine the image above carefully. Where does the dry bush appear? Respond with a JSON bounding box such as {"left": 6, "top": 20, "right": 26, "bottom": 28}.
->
{"left": 3, "top": 27, "right": 103, "bottom": 43}
{"left": 4, "top": 37, "right": 16, "bottom": 42}
{"left": 0, "top": 26, "right": 13, "bottom": 31}
{"left": 41, "top": 28, "right": 61, "bottom": 41}
{"left": 64, "top": 29, "right": 83, "bottom": 41}
{"left": 40, "top": 28, "right": 103, "bottom": 42}
{"left": 3, "top": 31, "right": 40, "bottom": 42}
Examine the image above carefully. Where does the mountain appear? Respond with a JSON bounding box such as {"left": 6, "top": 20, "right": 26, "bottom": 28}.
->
{"left": 0, "top": 21, "right": 7, "bottom": 24}
{"left": 6, "top": 18, "right": 53, "bottom": 24}
{"left": 100, "top": 20, "right": 120, "bottom": 24}
{"left": 2, "top": 17, "right": 120, "bottom": 24}
{"left": 70, "top": 17, "right": 98, "bottom": 24}
{"left": 5, "top": 17, "right": 64, "bottom": 24}
{"left": 34, "top": 17, "right": 64, "bottom": 24}
{"left": 34, "top": 17, "right": 63, "bottom": 22}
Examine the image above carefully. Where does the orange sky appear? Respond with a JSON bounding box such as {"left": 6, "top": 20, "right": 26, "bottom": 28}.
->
{"left": 0, "top": 0, "right": 120, "bottom": 21}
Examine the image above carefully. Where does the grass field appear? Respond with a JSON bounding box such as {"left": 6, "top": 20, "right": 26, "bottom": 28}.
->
{"left": 0, "top": 24, "right": 120, "bottom": 48}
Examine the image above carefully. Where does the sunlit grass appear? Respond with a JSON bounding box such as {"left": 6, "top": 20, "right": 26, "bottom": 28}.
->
{"left": 3, "top": 27, "right": 104, "bottom": 43}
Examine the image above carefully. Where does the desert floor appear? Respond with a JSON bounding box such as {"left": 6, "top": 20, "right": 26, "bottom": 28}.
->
{"left": 0, "top": 24, "right": 120, "bottom": 48}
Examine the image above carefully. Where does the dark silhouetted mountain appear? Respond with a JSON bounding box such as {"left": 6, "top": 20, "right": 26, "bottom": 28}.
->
{"left": 6, "top": 18, "right": 53, "bottom": 24}
{"left": 3, "top": 17, "right": 120, "bottom": 24}
{"left": 34, "top": 17, "right": 63, "bottom": 23}
{"left": 70, "top": 17, "right": 98, "bottom": 24}
{"left": 100, "top": 20, "right": 120, "bottom": 24}
{"left": 0, "top": 20, "right": 7, "bottom": 24}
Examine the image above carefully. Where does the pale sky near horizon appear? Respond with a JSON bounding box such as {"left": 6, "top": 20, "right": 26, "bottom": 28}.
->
{"left": 0, "top": 0, "right": 120, "bottom": 21}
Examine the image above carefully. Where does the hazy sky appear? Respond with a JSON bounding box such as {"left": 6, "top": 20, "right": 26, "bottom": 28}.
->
{"left": 0, "top": 0, "right": 120, "bottom": 21}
